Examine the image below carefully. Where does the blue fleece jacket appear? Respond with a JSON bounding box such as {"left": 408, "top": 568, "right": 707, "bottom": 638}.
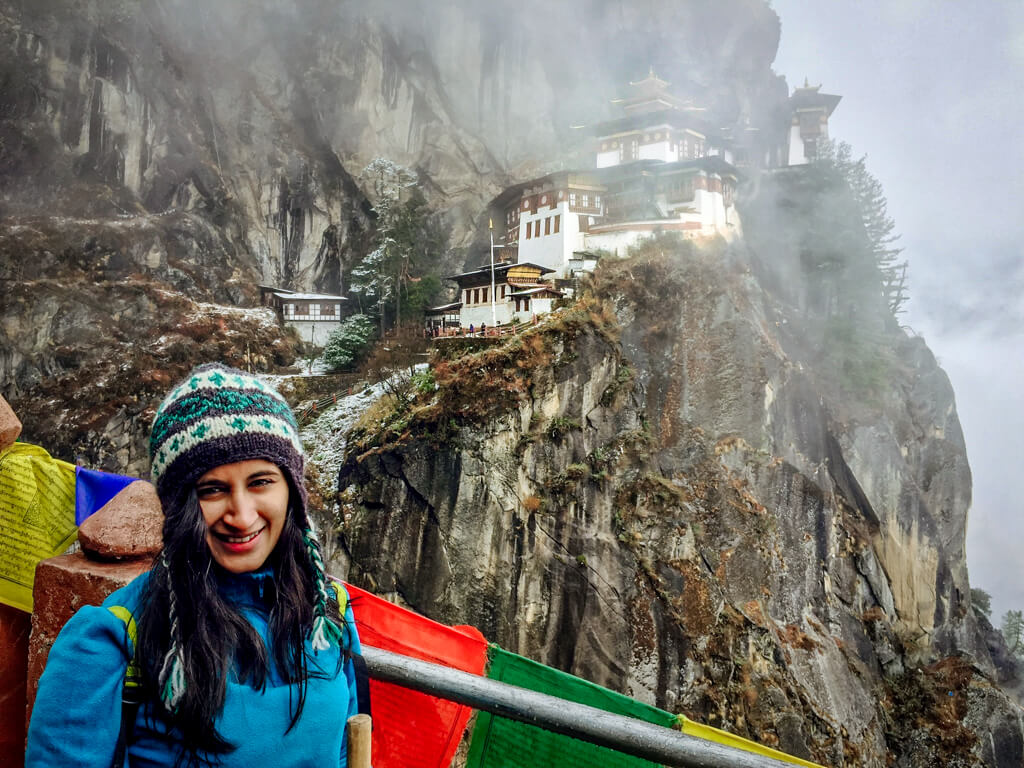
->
{"left": 25, "top": 568, "right": 361, "bottom": 767}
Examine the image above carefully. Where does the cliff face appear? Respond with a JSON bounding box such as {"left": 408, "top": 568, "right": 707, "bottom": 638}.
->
{"left": 1, "top": 0, "right": 784, "bottom": 462}
{"left": 336, "top": 198, "right": 1023, "bottom": 765}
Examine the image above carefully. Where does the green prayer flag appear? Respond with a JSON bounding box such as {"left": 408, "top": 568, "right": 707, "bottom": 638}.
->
{"left": 465, "top": 645, "right": 678, "bottom": 768}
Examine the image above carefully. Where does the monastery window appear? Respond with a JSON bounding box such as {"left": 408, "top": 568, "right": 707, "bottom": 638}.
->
{"left": 581, "top": 194, "right": 589, "bottom": 208}
{"left": 594, "top": 195, "right": 601, "bottom": 209}
{"left": 544, "top": 217, "right": 551, "bottom": 235}
{"left": 482, "top": 287, "right": 488, "bottom": 303}
{"left": 541, "top": 194, "right": 547, "bottom": 205}
{"left": 284, "top": 304, "right": 295, "bottom": 316}
{"left": 525, "top": 222, "right": 532, "bottom": 239}
{"left": 553, "top": 214, "right": 560, "bottom": 233}
{"left": 569, "top": 192, "right": 577, "bottom": 207}
{"left": 535, "top": 220, "right": 541, "bottom": 238}
{"left": 501, "top": 285, "right": 507, "bottom": 299}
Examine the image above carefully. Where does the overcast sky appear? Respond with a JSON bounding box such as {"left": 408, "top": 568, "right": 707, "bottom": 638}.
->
{"left": 771, "top": 1, "right": 1024, "bottom": 623}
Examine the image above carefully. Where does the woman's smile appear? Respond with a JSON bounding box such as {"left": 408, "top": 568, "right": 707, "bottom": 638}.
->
{"left": 212, "top": 525, "right": 266, "bottom": 549}
{"left": 196, "top": 459, "right": 289, "bottom": 573}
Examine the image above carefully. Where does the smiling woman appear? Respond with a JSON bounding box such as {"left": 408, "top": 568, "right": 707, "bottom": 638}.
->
{"left": 197, "top": 460, "right": 291, "bottom": 574}
{"left": 26, "top": 363, "right": 363, "bottom": 768}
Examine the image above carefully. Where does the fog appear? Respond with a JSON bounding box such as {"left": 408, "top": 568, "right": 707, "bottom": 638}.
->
{"left": 772, "top": 1, "right": 1024, "bottom": 622}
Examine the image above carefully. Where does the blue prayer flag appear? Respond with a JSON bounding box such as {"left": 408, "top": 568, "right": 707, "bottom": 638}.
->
{"left": 74, "top": 466, "right": 138, "bottom": 525}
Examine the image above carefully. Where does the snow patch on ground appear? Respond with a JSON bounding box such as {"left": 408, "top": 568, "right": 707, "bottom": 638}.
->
{"left": 299, "top": 381, "right": 388, "bottom": 505}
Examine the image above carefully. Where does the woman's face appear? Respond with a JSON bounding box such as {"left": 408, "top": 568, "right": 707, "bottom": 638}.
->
{"left": 195, "top": 459, "right": 290, "bottom": 574}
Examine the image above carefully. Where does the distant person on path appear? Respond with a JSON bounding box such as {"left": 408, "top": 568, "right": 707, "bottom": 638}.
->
{"left": 27, "top": 363, "right": 362, "bottom": 767}
{"left": 469, "top": 323, "right": 475, "bottom": 335}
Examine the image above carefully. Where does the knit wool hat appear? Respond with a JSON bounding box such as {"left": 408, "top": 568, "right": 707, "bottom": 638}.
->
{"left": 150, "top": 362, "right": 306, "bottom": 507}
{"left": 148, "top": 363, "right": 342, "bottom": 710}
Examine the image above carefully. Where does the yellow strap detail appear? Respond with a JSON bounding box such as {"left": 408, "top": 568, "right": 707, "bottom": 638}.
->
{"left": 328, "top": 580, "right": 348, "bottom": 615}
{"left": 108, "top": 605, "right": 143, "bottom": 688}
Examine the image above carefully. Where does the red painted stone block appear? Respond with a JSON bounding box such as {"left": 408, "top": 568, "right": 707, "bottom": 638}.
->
{"left": 0, "top": 603, "right": 31, "bottom": 768}
{"left": 0, "top": 395, "right": 22, "bottom": 451}
{"left": 25, "top": 553, "right": 152, "bottom": 732}
{"left": 78, "top": 481, "right": 164, "bottom": 560}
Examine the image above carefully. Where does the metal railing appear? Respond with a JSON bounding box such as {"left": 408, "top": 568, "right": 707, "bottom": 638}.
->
{"left": 362, "top": 646, "right": 811, "bottom": 768}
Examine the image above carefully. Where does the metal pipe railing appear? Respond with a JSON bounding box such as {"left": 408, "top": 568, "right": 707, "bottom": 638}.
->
{"left": 361, "top": 646, "right": 805, "bottom": 768}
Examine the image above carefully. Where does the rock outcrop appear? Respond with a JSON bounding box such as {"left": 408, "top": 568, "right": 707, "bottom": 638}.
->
{"left": 336, "top": 217, "right": 1023, "bottom": 765}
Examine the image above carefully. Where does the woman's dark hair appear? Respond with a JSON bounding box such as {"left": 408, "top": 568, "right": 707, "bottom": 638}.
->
{"left": 135, "top": 479, "right": 347, "bottom": 766}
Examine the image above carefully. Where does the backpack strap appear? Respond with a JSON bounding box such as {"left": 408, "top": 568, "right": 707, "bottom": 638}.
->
{"left": 328, "top": 580, "right": 348, "bottom": 615}
{"left": 327, "top": 580, "right": 372, "bottom": 718}
{"left": 108, "top": 605, "right": 144, "bottom": 768}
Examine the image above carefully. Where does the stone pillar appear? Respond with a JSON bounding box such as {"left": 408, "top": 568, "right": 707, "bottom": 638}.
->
{"left": 0, "top": 395, "right": 26, "bottom": 766}
{"left": 25, "top": 556, "right": 153, "bottom": 724}
{"left": 0, "top": 603, "right": 31, "bottom": 768}
{"left": 23, "top": 477, "right": 163, "bottom": 748}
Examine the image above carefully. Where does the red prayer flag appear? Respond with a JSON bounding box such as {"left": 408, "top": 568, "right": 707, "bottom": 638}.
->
{"left": 345, "top": 583, "right": 488, "bottom": 768}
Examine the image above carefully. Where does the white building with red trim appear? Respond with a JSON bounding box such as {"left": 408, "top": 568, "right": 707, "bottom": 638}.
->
{"left": 435, "top": 262, "right": 560, "bottom": 331}
{"left": 487, "top": 73, "right": 742, "bottom": 279}
{"left": 787, "top": 80, "right": 842, "bottom": 165}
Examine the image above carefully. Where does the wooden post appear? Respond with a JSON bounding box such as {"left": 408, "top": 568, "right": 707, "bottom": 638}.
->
{"left": 347, "top": 713, "right": 372, "bottom": 768}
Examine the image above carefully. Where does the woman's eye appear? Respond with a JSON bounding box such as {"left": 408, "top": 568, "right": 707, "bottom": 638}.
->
{"left": 196, "top": 486, "right": 224, "bottom": 498}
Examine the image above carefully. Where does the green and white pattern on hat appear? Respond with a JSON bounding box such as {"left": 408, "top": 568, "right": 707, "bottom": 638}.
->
{"left": 148, "top": 363, "right": 304, "bottom": 499}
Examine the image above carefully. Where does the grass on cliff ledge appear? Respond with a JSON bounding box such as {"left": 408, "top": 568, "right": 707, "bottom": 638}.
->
{"left": 348, "top": 297, "right": 619, "bottom": 454}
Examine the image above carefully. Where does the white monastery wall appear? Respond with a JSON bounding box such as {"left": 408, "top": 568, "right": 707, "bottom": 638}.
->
{"left": 286, "top": 319, "right": 341, "bottom": 348}
{"left": 517, "top": 201, "right": 579, "bottom": 277}
{"left": 596, "top": 149, "right": 619, "bottom": 169}
{"left": 788, "top": 124, "right": 807, "bottom": 165}
{"left": 461, "top": 301, "right": 513, "bottom": 329}
{"left": 638, "top": 140, "right": 672, "bottom": 163}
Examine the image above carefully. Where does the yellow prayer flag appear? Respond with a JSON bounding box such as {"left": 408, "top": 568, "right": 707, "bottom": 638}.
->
{"left": 0, "top": 443, "right": 78, "bottom": 612}
{"left": 678, "top": 715, "right": 826, "bottom": 767}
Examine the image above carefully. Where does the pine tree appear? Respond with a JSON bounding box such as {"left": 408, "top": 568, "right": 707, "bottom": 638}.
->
{"left": 355, "top": 158, "right": 416, "bottom": 334}
{"left": 321, "top": 314, "right": 376, "bottom": 372}
{"left": 1002, "top": 609, "right": 1024, "bottom": 658}
{"left": 351, "top": 158, "right": 447, "bottom": 332}
{"left": 971, "top": 587, "right": 993, "bottom": 619}
{"left": 815, "top": 140, "right": 908, "bottom": 314}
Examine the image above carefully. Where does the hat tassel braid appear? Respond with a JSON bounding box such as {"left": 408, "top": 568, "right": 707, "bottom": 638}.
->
{"left": 158, "top": 556, "right": 187, "bottom": 711}
{"left": 304, "top": 524, "right": 344, "bottom": 652}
